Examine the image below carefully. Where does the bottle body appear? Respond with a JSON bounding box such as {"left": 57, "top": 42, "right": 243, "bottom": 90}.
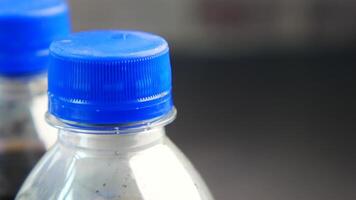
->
{"left": 0, "top": 75, "right": 48, "bottom": 199}
{"left": 16, "top": 127, "right": 214, "bottom": 200}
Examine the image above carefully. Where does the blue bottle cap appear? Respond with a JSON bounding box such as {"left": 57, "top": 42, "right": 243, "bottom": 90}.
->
{"left": 48, "top": 30, "right": 174, "bottom": 124}
{"left": 0, "top": 0, "right": 70, "bottom": 76}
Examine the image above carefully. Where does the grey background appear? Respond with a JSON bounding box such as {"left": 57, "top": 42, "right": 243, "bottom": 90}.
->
{"left": 68, "top": 1, "right": 356, "bottom": 199}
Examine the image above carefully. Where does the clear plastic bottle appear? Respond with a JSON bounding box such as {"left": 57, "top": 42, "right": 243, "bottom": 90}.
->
{"left": 0, "top": 0, "right": 70, "bottom": 198}
{"left": 16, "top": 31, "right": 214, "bottom": 200}
{"left": 0, "top": 75, "right": 47, "bottom": 199}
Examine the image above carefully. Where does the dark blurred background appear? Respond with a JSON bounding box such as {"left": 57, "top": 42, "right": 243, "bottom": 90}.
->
{"left": 68, "top": 0, "right": 355, "bottom": 199}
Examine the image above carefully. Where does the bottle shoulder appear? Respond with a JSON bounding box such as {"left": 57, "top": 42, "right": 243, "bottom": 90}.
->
{"left": 16, "top": 137, "right": 214, "bottom": 200}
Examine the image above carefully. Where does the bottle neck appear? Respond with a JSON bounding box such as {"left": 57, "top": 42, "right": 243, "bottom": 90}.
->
{"left": 57, "top": 127, "right": 166, "bottom": 152}
{"left": 0, "top": 73, "right": 47, "bottom": 101}
{"left": 50, "top": 109, "right": 176, "bottom": 152}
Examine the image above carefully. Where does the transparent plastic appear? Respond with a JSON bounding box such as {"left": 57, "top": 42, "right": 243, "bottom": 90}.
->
{"left": 16, "top": 114, "right": 215, "bottom": 200}
{"left": 0, "top": 74, "right": 55, "bottom": 199}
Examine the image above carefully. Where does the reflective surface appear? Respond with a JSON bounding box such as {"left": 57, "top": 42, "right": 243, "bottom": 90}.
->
{"left": 16, "top": 128, "right": 214, "bottom": 200}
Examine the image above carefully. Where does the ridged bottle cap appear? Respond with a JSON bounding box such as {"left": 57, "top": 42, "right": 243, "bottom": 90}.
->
{"left": 0, "top": 0, "right": 70, "bottom": 76}
{"left": 49, "top": 30, "right": 174, "bottom": 124}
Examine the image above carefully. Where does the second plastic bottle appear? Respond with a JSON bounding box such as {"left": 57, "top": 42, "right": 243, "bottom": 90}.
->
{"left": 0, "top": 0, "right": 70, "bottom": 198}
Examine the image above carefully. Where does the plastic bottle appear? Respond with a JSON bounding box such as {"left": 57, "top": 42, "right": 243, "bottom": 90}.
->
{"left": 0, "top": 0, "right": 70, "bottom": 198}
{"left": 16, "top": 31, "right": 214, "bottom": 200}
